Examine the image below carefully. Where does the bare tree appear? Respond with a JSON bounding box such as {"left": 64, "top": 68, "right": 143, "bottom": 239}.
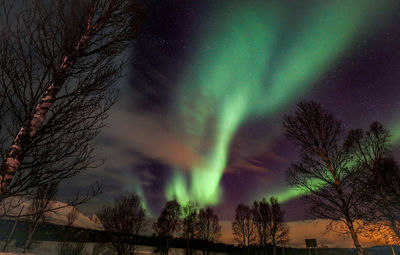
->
{"left": 252, "top": 198, "right": 271, "bottom": 248}
{"left": 153, "top": 199, "right": 181, "bottom": 255}
{"left": 23, "top": 183, "right": 58, "bottom": 253}
{"left": 198, "top": 207, "right": 221, "bottom": 242}
{"left": 198, "top": 207, "right": 221, "bottom": 255}
{"left": 98, "top": 191, "right": 146, "bottom": 255}
{"left": 252, "top": 197, "right": 289, "bottom": 254}
{"left": 269, "top": 197, "right": 289, "bottom": 255}
{"left": 232, "top": 204, "right": 256, "bottom": 247}
{"left": 283, "top": 101, "right": 366, "bottom": 255}
{"left": 345, "top": 122, "right": 400, "bottom": 243}
{"left": 182, "top": 201, "right": 199, "bottom": 255}
{"left": 0, "top": 0, "right": 145, "bottom": 199}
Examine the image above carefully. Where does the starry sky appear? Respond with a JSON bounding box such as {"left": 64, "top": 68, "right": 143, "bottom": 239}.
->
{"left": 66, "top": 0, "right": 400, "bottom": 228}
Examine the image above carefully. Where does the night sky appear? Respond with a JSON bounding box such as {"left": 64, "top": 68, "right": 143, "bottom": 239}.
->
{"left": 67, "top": 0, "right": 400, "bottom": 232}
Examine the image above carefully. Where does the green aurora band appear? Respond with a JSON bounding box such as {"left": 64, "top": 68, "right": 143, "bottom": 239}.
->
{"left": 165, "top": 0, "right": 395, "bottom": 206}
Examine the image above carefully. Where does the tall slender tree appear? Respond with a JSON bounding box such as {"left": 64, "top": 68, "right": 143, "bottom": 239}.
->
{"left": 198, "top": 207, "right": 221, "bottom": 242}
{"left": 182, "top": 201, "right": 199, "bottom": 255}
{"left": 252, "top": 197, "right": 289, "bottom": 254}
{"left": 232, "top": 204, "right": 256, "bottom": 247}
{"left": 198, "top": 207, "right": 221, "bottom": 255}
{"left": 0, "top": 0, "right": 145, "bottom": 199}
{"left": 153, "top": 199, "right": 181, "bottom": 255}
{"left": 269, "top": 197, "right": 289, "bottom": 255}
{"left": 283, "top": 101, "right": 366, "bottom": 255}
{"left": 252, "top": 198, "right": 271, "bottom": 248}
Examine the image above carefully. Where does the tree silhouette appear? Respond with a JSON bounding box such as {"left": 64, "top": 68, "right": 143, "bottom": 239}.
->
{"left": 269, "top": 197, "right": 289, "bottom": 255}
{"left": 182, "top": 201, "right": 199, "bottom": 255}
{"left": 198, "top": 207, "right": 221, "bottom": 255}
{"left": 153, "top": 199, "right": 181, "bottom": 255}
{"left": 253, "top": 197, "right": 289, "bottom": 255}
{"left": 253, "top": 198, "right": 271, "bottom": 248}
{"left": 232, "top": 204, "right": 256, "bottom": 247}
{"left": 345, "top": 123, "right": 400, "bottom": 243}
{"left": 283, "top": 101, "right": 366, "bottom": 255}
{"left": 0, "top": 0, "right": 145, "bottom": 199}
{"left": 98, "top": 191, "right": 146, "bottom": 255}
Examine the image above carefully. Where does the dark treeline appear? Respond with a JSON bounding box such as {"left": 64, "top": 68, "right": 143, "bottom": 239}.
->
{"left": 0, "top": 218, "right": 358, "bottom": 255}
{"left": 152, "top": 198, "right": 223, "bottom": 255}
{"left": 0, "top": 190, "right": 289, "bottom": 254}
{"left": 0, "top": 191, "right": 289, "bottom": 254}
{"left": 93, "top": 192, "right": 290, "bottom": 254}
{"left": 232, "top": 197, "right": 289, "bottom": 255}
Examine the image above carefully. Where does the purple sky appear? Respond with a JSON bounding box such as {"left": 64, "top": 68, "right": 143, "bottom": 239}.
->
{"left": 64, "top": 1, "right": 400, "bottom": 225}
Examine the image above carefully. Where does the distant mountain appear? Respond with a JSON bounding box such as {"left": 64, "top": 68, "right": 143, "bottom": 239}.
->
{"left": 0, "top": 196, "right": 103, "bottom": 230}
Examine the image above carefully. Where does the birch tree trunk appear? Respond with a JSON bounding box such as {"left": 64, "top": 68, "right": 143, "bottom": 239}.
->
{"left": 0, "top": 0, "right": 145, "bottom": 198}
{"left": 283, "top": 101, "right": 368, "bottom": 253}
{"left": 2, "top": 205, "right": 24, "bottom": 252}
{"left": 1, "top": 17, "right": 96, "bottom": 194}
{"left": 23, "top": 220, "right": 40, "bottom": 253}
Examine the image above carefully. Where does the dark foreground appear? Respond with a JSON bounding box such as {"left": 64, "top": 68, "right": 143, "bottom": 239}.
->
{"left": 0, "top": 219, "right": 397, "bottom": 255}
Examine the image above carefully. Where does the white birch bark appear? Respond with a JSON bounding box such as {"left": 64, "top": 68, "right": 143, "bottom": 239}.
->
{"left": 0, "top": 15, "right": 96, "bottom": 195}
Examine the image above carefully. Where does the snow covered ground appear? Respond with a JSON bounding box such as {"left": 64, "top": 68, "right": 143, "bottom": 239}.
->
{"left": 0, "top": 241, "right": 227, "bottom": 255}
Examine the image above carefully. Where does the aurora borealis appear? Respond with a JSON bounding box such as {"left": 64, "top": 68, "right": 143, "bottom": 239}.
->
{"left": 67, "top": 0, "right": 400, "bottom": 226}
{"left": 163, "top": 0, "right": 397, "bottom": 207}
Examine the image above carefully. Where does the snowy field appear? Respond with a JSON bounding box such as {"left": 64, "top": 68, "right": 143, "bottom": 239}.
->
{"left": 0, "top": 241, "right": 227, "bottom": 255}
